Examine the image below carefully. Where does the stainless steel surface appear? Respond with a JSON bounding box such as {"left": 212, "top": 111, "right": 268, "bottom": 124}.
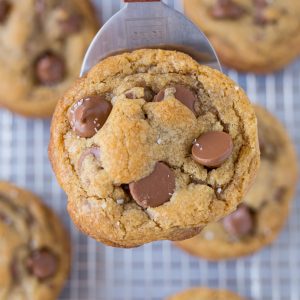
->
{"left": 0, "top": 1, "right": 299, "bottom": 300}
{"left": 80, "top": 1, "right": 220, "bottom": 76}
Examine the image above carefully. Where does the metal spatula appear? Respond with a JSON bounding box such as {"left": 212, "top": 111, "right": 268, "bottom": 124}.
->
{"left": 80, "top": 0, "right": 221, "bottom": 76}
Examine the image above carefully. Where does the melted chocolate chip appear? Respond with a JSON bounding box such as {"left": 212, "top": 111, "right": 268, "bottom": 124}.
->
{"left": 59, "top": 13, "right": 82, "bottom": 34}
{"left": 192, "top": 131, "right": 233, "bottom": 168}
{"left": 27, "top": 249, "right": 58, "bottom": 280}
{"left": 69, "top": 95, "right": 112, "bottom": 138}
{"left": 211, "top": 0, "right": 245, "bottom": 20}
{"left": 35, "top": 52, "right": 65, "bottom": 85}
{"left": 154, "top": 85, "right": 197, "bottom": 115}
{"left": 129, "top": 162, "right": 176, "bottom": 208}
{"left": 78, "top": 146, "right": 101, "bottom": 170}
{"left": 0, "top": 1, "right": 11, "bottom": 23}
{"left": 222, "top": 205, "right": 254, "bottom": 239}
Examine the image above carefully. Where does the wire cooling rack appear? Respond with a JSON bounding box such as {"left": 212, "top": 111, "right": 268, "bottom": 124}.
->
{"left": 0, "top": 1, "right": 299, "bottom": 299}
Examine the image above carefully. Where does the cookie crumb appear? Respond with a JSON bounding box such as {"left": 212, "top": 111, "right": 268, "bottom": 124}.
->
{"left": 217, "top": 187, "right": 222, "bottom": 194}
{"left": 157, "top": 138, "right": 162, "bottom": 145}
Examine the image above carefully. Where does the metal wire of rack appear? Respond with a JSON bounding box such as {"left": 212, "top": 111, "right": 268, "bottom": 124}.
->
{"left": 0, "top": 1, "right": 299, "bottom": 299}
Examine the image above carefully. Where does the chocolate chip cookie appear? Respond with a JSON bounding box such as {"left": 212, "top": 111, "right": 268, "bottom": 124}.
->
{"left": 49, "top": 49, "right": 260, "bottom": 248}
{"left": 0, "top": 181, "right": 70, "bottom": 299}
{"left": 174, "top": 105, "right": 298, "bottom": 260}
{"left": 184, "top": 0, "right": 300, "bottom": 73}
{"left": 167, "top": 287, "right": 244, "bottom": 300}
{"left": 0, "top": 0, "right": 98, "bottom": 117}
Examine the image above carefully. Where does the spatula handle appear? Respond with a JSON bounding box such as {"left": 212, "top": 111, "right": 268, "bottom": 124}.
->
{"left": 124, "top": 0, "right": 160, "bottom": 2}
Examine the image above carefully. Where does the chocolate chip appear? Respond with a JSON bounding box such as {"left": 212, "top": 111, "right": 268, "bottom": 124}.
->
{"left": 27, "top": 249, "right": 58, "bottom": 280}
{"left": 69, "top": 95, "right": 112, "bottom": 138}
{"left": 222, "top": 205, "right": 254, "bottom": 239}
{"left": 211, "top": 0, "right": 245, "bottom": 19}
{"left": 0, "top": 1, "right": 11, "bottom": 23}
{"left": 35, "top": 53, "right": 65, "bottom": 85}
{"left": 78, "top": 146, "right": 101, "bottom": 170}
{"left": 125, "top": 92, "right": 135, "bottom": 99}
{"left": 192, "top": 131, "right": 233, "bottom": 168}
{"left": 129, "top": 162, "right": 176, "bottom": 208}
{"left": 59, "top": 13, "right": 82, "bottom": 34}
{"left": 125, "top": 86, "right": 155, "bottom": 102}
{"left": 154, "top": 85, "right": 197, "bottom": 115}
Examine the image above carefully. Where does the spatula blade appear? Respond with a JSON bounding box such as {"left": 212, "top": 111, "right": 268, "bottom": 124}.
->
{"left": 81, "top": 2, "right": 221, "bottom": 76}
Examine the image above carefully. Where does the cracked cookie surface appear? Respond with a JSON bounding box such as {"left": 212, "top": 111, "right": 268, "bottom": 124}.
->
{"left": 184, "top": 0, "right": 300, "bottom": 73}
{"left": 49, "top": 49, "right": 260, "bottom": 248}
{"left": 174, "top": 105, "right": 298, "bottom": 260}
{"left": 167, "top": 287, "right": 244, "bottom": 300}
{"left": 0, "top": 182, "right": 70, "bottom": 300}
{"left": 0, "top": 0, "right": 98, "bottom": 117}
